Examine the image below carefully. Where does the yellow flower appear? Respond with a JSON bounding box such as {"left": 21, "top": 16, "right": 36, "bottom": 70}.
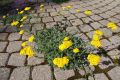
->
{"left": 59, "top": 44, "right": 66, "bottom": 51}
{"left": 40, "top": 4, "right": 44, "bottom": 8}
{"left": 92, "top": 34, "right": 100, "bottom": 41}
{"left": 90, "top": 40, "right": 102, "bottom": 48}
{"left": 73, "top": 48, "right": 80, "bottom": 53}
{"left": 53, "top": 57, "right": 69, "bottom": 68}
{"left": 20, "top": 16, "right": 27, "bottom": 22}
{"left": 76, "top": 9, "right": 80, "bottom": 12}
{"left": 20, "top": 46, "right": 35, "bottom": 58}
{"left": 24, "top": 7, "right": 31, "bottom": 11}
{"left": 28, "top": 35, "right": 35, "bottom": 42}
{"left": 21, "top": 41, "right": 27, "bottom": 47}
{"left": 107, "top": 22, "right": 117, "bottom": 30}
{"left": 11, "top": 21, "right": 19, "bottom": 26}
{"left": 64, "top": 37, "right": 69, "bottom": 41}
{"left": 94, "top": 30, "right": 103, "bottom": 36}
{"left": 19, "top": 30, "right": 24, "bottom": 35}
{"left": 84, "top": 10, "right": 92, "bottom": 15}
{"left": 87, "top": 54, "right": 100, "bottom": 66}
{"left": 40, "top": 8, "right": 44, "bottom": 11}
{"left": 66, "top": 6, "right": 72, "bottom": 9}
{"left": 2, "top": 15, "right": 6, "bottom": 18}
{"left": 20, "top": 24, "right": 24, "bottom": 27}
{"left": 18, "top": 10, "right": 24, "bottom": 14}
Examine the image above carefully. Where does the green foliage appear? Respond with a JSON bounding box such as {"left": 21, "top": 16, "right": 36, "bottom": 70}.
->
{"left": 35, "top": 27, "right": 90, "bottom": 69}
{"left": 52, "top": 0, "right": 69, "bottom": 3}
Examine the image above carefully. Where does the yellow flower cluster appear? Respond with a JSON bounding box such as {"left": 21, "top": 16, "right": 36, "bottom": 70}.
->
{"left": 20, "top": 46, "right": 35, "bottom": 58}
{"left": 59, "top": 37, "right": 73, "bottom": 51}
{"left": 73, "top": 48, "right": 80, "bottom": 53}
{"left": 24, "top": 7, "right": 31, "bottom": 11}
{"left": 53, "top": 57, "right": 69, "bottom": 68}
{"left": 11, "top": 21, "right": 19, "bottom": 26}
{"left": 90, "top": 30, "right": 103, "bottom": 48}
{"left": 107, "top": 22, "right": 117, "bottom": 30}
{"left": 20, "top": 16, "right": 27, "bottom": 22}
{"left": 84, "top": 10, "right": 92, "bottom": 15}
{"left": 40, "top": 4, "right": 44, "bottom": 11}
{"left": 19, "top": 30, "right": 24, "bottom": 35}
{"left": 87, "top": 54, "right": 100, "bottom": 66}
{"left": 28, "top": 35, "right": 35, "bottom": 42}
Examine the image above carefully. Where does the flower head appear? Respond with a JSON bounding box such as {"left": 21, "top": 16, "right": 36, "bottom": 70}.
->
{"left": 2, "top": 15, "right": 6, "bottom": 18}
{"left": 94, "top": 30, "right": 103, "bottom": 36}
{"left": 20, "top": 16, "right": 27, "bottom": 22}
{"left": 87, "top": 54, "right": 100, "bottom": 66}
{"left": 107, "top": 22, "right": 117, "bottom": 30}
{"left": 21, "top": 41, "right": 27, "bottom": 47}
{"left": 90, "top": 40, "right": 102, "bottom": 48}
{"left": 73, "top": 48, "right": 80, "bottom": 53}
{"left": 28, "top": 35, "right": 35, "bottom": 42}
{"left": 18, "top": 10, "right": 24, "bottom": 14}
{"left": 76, "top": 9, "right": 80, "bottom": 12}
{"left": 24, "top": 7, "right": 31, "bottom": 11}
{"left": 11, "top": 21, "right": 19, "bottom": 26}
{"left": 19, "top": 30, "right": 24, "bottom": 35}
{"left": 92, "top": 34, "right": 100, "bottom": 41}
{"left": 84, "top": 10, "right": 92, "bottom": 15}
{"left": 63, "top": 37, "right": 69, "bottom": 41}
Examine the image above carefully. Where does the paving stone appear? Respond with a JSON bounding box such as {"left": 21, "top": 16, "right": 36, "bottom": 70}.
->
{"left": 54, "top": 16, "right": 65, "bottom": 22}
{"left": 81, "top": 17, "right": 93, "bottom": 23}
{"left": 75, "top": 13, "right": 87, "bottom": 18}
{"left": 90, "top": 15, "right": 103, "bottom": 21}
{"left": 79, "top": 25, "right": 93, "bottom": 32}
{"left": 108, "top": 67, "right": 120, "bottom": 80}
{"left": 46, "top": 22, "right": 56, "bottom": 29}
{"left": 0, "top": 33, "right": 8, "bottom": 40}
{"left": 0, "top": 25, "right": 7, "bottom": 32}
{"left": 99, "top": 20, "right": 109, "bottom": 26}
{"left": 101, "top": 39, "right": 112, "bottom": 49}
{"left": 90, "top": 22, "right": 103, "bottom": 29}
{"left": 5, "top": 26, "right": 18, "bottom": 32}
{"left": 50, "top": 12, "right": 59, "bottom": 16}
{"left": 46, "top": 8, "right": 56, "bottom": 12}
{"left": 6, "top": 41, "right": 22, "bottom": 53}
{"left": 0, "top": 53, "right": 9, "bottom": 66}
{"left": 99, "top": 13, "right": 110, "bottom": 19}
{"left": 86, "top": 31, "right": 94, "bottom": 39}
{"left": 66, "top": 26, "right": 80, "bottom": 34}
{"left": 89, "top": 73, "right": 108, "bottom": 80}
{"left": 109, "top": 35, "right": 120, "bottom": 45}
{"left": 54, "top": 68, "right": 75, "bottom": 80}
{"left": 8, "top": 53, "right": 26, "bottom": 66}
{"left": 8, "top": 33, "right": 21, "bottom": 41}
{"left": 32, "top": 65, "right": 51, "bottom": 80}
{"left": 27, "top": 57, "right": 44, "bottom": 66}
{"left": 39, "top": 12, "right": 49, "bottom": 17}
{"left": 108, "top": 18, "right": 120, "bottom": 23}
{"left": 100, "top": 28, "right": 112, "bottom": 37}
{"left": 70, "top": 19, "right": 83, "bottom": 26}
{"left": 66, "top": 14, "right": 77, "bottom": 20}
{"left": 30, "top": 18, "right": 41, "bottom": 24}
{"left": 22, "top": 32, "right": 31, "bottom": 40}
{"left": 99, "top": 56, "right": 114, "bottom": 69}
{"left": 32, "top": 23, "right": 44, "bottom": 34}
{"left": 0, "top": 42, "right": 8, "bottom": 52}
{"left": 0, "top": 68, "right": 10, "bottom": 80}
{"left": 42, "top": 17, "right": 54, "bottom": 23}
{"left": 10, "top": 67, "right": 30, "bottom": 80}
{"left": 21, "top": 24, "right": 31, "bottom": 31}
{"left": 107, "top": 49, "right": 120, "bottom": 59}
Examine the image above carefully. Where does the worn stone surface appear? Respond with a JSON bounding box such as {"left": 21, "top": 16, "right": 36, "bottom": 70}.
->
{"left": 0, "top": 33, "right": 8, "bottom": 40}
{"left": 66, "top": 26, "right": 80, "bottom": 34}
{"left": 8, "top": 53, "right": 26, "bottom": 66}
{"left": 8, "top": 33, "right": 21, "bottom": 41}
{"left": 0, "top": 68, "right": 10, "bottom": 80}
{"left": 32, "top": 65, "right": 51, "bottom": 80}
{"left": 10, "top": 67, "right": 30, "bottom": 80}
{"left": 108, "top": 67, "right": 120, "bottom": 80}
{"left": 0, "top": 53, "right": 9, "bottom": 66}
{"left": 6, "top": 41, "right": 22, "bottom": 53}
{"left": 0, "top": 42, "right": 8, "bottom": 52}
{"left": 54, "top": 68, "right": 75, "bottom": 80}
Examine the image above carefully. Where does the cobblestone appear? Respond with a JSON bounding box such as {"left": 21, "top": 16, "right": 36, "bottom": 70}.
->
{"left": 79, "top": 25, "right": 93, "bottom": 32}
{"left": 0, "top": 33, "right": 8, "bottom": 40}
{"left": 70, "top": 19, "right": 83, "bottom": 26}
{"left": 32, "top": 65, "right": 51, "bottom": 80}
{"left": 108, "top": 67, "right": 120, "bottom": 80}
{"left": 10, "top": 67, "right": 30, "bottom": 80}
{"left": 8, "top": 53, "right": 26, "bottom": 66}
{"left": 6, "top": 41, "right": 22, "bottom": 53}
{"left": 0, "top": 53, "right": 9, "bottom": 66}
{"left": 0, "top": 42, "right": 8, "bottom": 52}
{"left": 42, "top": 17, "right": 54, "bottom": 23}
{"left": 0, "top": 68, "right": 10, "bottom": 80}
{"left": 8, "top": 33, "right": 21, "bottom": 41}
{"left": 66, "top": 26, "right": 80, "bottom": 34}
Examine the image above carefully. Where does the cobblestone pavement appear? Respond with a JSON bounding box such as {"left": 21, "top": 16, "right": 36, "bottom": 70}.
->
{"left": 0, "top": 0, "right": 120, "bottom": 80}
